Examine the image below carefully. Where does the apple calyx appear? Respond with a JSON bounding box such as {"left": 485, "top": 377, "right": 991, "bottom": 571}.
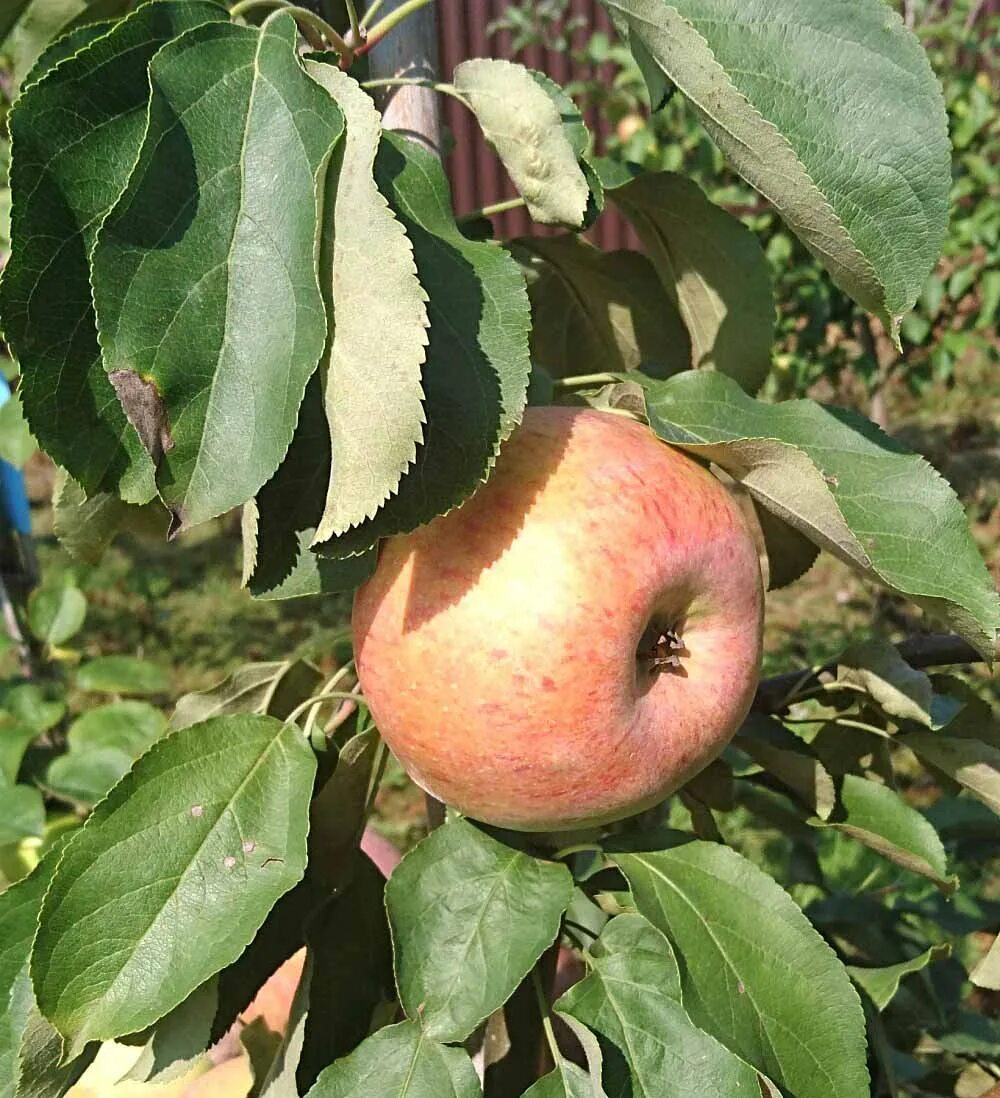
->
{"left": 637, "top": 623, "right": 688, "bottom": 674}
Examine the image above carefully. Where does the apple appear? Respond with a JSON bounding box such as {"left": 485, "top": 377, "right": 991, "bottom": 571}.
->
{"left": 353, "top": 405, "right": 764, "bottom": 831}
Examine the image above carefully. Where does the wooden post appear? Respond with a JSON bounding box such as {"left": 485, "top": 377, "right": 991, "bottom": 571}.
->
{"left": 364, "top": 0, "right": 442, "bottom": 154}
{"left": 364, "top": 0, "right": 446, "bottom": 832}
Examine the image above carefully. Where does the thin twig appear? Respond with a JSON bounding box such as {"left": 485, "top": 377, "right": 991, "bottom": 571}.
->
{"left": 753, "top": 633, "right": 985, "bottom": 715}
{"left": 531, "top": 966, "right": 563, "bottom": 1069}
{"left": 355, "top": 0, "right": 435, "bottom": 56}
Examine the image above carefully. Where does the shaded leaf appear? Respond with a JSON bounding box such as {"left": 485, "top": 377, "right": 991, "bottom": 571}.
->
{"left": 838, "top": 640, "right": 963, "bottom": 729}
{"left": 635, "top": 370, "right": 1000, "bottom": 659}
{"left": 0, "top": 783, "right": 44, "bottom": 845}
{"left": 26, "top": 584, "right": 86, "bottom": 647}
{"left": 124, "top": 976, "right": 218, "bottom": 1085}
{"left": 972, "top": 935, "right": 1000, "bottom": 992}
{"left": 558, "top": 913, "right": 765, "bottom": 1096}
{"left": 0, "top": 717, "right": 38, "bottom": 784}
{"left": 848, "top": 945, "right": 950, "bottom": 1011}
{"left": 752, "top": 503, "right": 820, "bottom": 591}
{"left": 522, "top": 1062, "right": 601, "bottom": 1098}
{"left": 92, "top": 14, "right": 344, "bottom": 529}
{"left": 322, "top": 133, "right": 531, "bottom": 557}
{"left": 51, "top": 470, "right": 169, "bottom": 566}
{"left": 454, "top": 59, "right": 589, "bottom": 227}
{"left": 514, "top": 234, "right": 689, "bottom": 378}
{"left": 1, "top": 0, "right": 226, "bottom": 500}
{"left": 385, "top": 817, "right": 574, "bottom": 1042}
{"left": 738, "top": 714, "right": 836, "bottom": 819}
{"left": 305, "top": 1020, "right": 481, "bottom": 1098}
{"left": 242, "top": 378, "right": 377, "bottom": 599}
{"left": 32, "top": 715, "right": 316, "bottom": 1056}
{"left": 902, "top": 731, "right": 1000, "bottom": 818}
{"left": 816, "top": 774, "right": 954, "bottom": 892}
{"left": 610, "top": 171, "right": 773, "bottom": 392}
{"left": 303, "top": 63, "right": 428, "bottom": 540}
{"left": 13, "top": 998, "right": 95, "bottom": 1098}
{"left": 172, "top": 660, "right": 323, "bottom": 730}
{"left": 612, "top": 840, "right": 870, "bottom": 1098}
{"left": 75, "top": 655, "right": 168, "bottom": 695}
{"left": 601, "top": 0, "right": 950, "bottom": 338}
{"left": 0, "top": 684, "right": 64, "bottom": 732}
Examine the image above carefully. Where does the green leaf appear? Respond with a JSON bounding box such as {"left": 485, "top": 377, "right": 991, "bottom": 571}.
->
{"left": 737, "top": 714, "right": 836, "bottom": 819}
{"left": 31, "top": 714, "right": 316, "bottom": 1056}
{"left": 0, "top": 784, "right": 44, "bottom": 846}
{"left": 322, "top": 133, "right": 531, "bottom": 557}
{"left": 514, "top": 234, "right": 689, "bottom": 378}
{"left": 171, "top": 660, "right": 323, "bottom": 730}
{"left": 0, "top": 684, "right": 64, "bottom": 732}
{"left": 242, "top": 378, "right": 377, "bottom": 599}
{"left": 75, "top": 655, "right": 169, "bottom": 695}
{"left": 902, "top": 731, "right": 1000, "bottom": 818}
{"left": 601, "top": 0, "right": 950, "bottom": 338}
{"left": 26, "top": 584, "right": 86, "bottom": 647}
{"left": 612, "top": 840, "right": 869, "bottom": 1098}
{"left": 305, "top": 1020, "right": 481, "bottom": 1098}
{"left": 123, "top": 977, "right": 219, "bottom": 1085}
{"left": 816, "top": 774, "right": 953, "bottom": 892}
{"left": 847, "top": 945, "right": 950, "bottom": 1011}
{"left": 297, "top": 857, "right": 394, "bottom": 1093}
{"left": 68, "top": 700, "right": 166, "bottom": 756}
{"left": 4, "top": 0, "right": 130, "bottom": 92}
{"left": 92, "top": 14, "right": 344, "bottom": 531}
{"left": 385, "top": 818, "right": 574, "bottom": 1042}
{"left": 453, "top": 59, "right": 590, "bottom": 227}
{"left": 521, "top": 1063, "right": 600, "bottom": 1098}
{"left": 634, "top": 370, "right": 1000, "bottom": 659}
{"left": 0, "top": 841, "right": 67, "bottom": 1098}
{"left": 0, "top": 393, "right": 36, "bottom": 468}
{"left": 752, "top": 500, "right": 820, "bottom": 590}
{"left": 609, "top": 172, "right": 773, "bottom": 392}
{"left": 45, "top": 749, "right": 133, "bottom": 806}
{"left": 837, "top": 640, "right": 963, "bottom": 729}
{"left": 557, "top": 913, "right": 766, "bottom": 1096}
{"left": 51, "top": 469, "right": 169, "bottom": 566}
{"left": 303, "top": 63, "right": 428, "bottom": 540}
{"left": 0, "top": 0, "right": 226, "bottom": 501}
{"left": 0, "top": 717, "right": 38, "bottom": 784}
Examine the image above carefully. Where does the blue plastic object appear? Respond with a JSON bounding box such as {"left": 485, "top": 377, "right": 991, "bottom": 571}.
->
{"left": 0, "top": 375, "right": 32, "bottom": 535}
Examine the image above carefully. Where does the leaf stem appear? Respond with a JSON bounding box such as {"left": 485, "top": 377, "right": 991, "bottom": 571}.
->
{"left": 531, "top": 965, "right": 563, "bottom": 1068}
{"left": 550, "top": 372, "right": 619, "bottom": 391}
{"left": 229, "top": 0, "right": 352, "bottom": 60}
{"left": 361, "top": 76, "right": 468, "bottom": 106}
{"left": 355, "top": 0, "right": 436, "bottom": 56}
{"left": 342, "top": 0, "right": 362, "bottom": 45}
{"left": 285, "top": 688, "right": 365, "bottom": 730}
{"left": 359, "top": 0, "right": 386, "bottom": 29}
{"left": 456, "top": 196, "right": 528, "bottom": 223}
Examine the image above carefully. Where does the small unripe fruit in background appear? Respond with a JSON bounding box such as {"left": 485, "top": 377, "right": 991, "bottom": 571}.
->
{"left": 354, "top": 406, "right": 764, "bottom": 831}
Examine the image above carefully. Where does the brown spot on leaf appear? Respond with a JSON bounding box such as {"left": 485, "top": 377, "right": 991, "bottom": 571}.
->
{"left": 190, "top": 804, "right": 204, "bottom": 818}
{"left": 223, "top": 855, "right": 237, "bottom": 868}
{"left": 109, "top": 370, "right": 174, "bottom": 463}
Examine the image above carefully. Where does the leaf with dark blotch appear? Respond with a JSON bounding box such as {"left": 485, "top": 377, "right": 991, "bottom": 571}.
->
{"left": 600, "top": 0, "right": 950, "bottom": 340}
{"left": 321, "top": 133, "right": 531, "bottom": 557}
{"left": 612, "top": 841, "right": 870, "bottom": 1098}
{"left": 243, "top": 377, "right": 377, "bottom": 599}
{"left": 31, "top": 714, "right": 316, "bottom": 1057}
{"left": 304, "top": 1021, "right": 481, "bottom": 1098}
{"left": 514, "top": 234, "right": 689, "bottom": 379}
{"left": 386, "top": 818, "right": 574, "bottom": 1043}
{"left": 92, "top": 14, "right": 344, "bottom": 530}
{"left": 0, "top": 0, "right": 225, "bottom": 501}
{"left": 610, "top": 171, "right": 773, "bottom": 393}
{"left": 634, "top": 370, "right": 1000, "bottom": 659}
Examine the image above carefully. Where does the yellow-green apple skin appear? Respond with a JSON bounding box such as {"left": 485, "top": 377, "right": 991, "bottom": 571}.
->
{"left": 353, "top": 406, "right": 764, "bottom": 831}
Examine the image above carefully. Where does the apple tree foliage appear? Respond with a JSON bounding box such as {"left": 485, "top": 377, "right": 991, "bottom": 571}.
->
{"left": 1, "top": 1, "right": 999, "bottom": 1095}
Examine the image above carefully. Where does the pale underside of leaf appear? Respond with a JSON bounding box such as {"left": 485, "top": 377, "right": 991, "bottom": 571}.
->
{"left": 453, "top": 58, "right": 590, "bottom": 227}
{"left": 304, "top": 63, "right": 428, "bottom": 540}
{"left": 602, "top": 0, "right": 950, "bottom": 338}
